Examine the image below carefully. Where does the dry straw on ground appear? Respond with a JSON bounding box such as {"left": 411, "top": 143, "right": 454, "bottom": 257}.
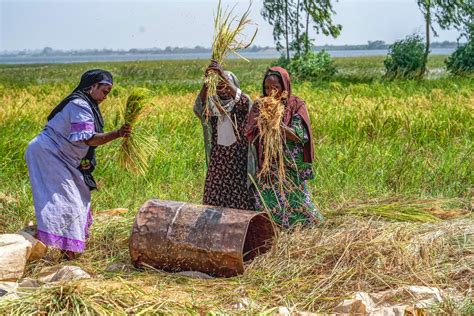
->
{"left": 246, "top": 216, "right": 473, "bottom": 311}
{"left": 1, "top": 210, "right": 472, "bottom": 314}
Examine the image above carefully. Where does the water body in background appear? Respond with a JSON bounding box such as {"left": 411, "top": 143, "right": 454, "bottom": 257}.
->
{"left": 0, "top": 48, "right": 455, "bottom": 65}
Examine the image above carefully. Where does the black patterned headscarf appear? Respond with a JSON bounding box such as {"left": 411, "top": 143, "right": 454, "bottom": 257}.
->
{"left": 47, "top": 69, "right": 113, "bottom": 133}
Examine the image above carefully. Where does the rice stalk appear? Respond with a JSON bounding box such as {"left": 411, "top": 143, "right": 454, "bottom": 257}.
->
{"left": 255, "top": 92, "right": 287, "bottom": 193}
{"left": 122, "top": 88, "right": 150, "bottom": 126}
{"left": 117, "top": 88, "right": 157, "bottom": 175}
{"left": 204, "top": 0, "right": 257, "bottom": 108}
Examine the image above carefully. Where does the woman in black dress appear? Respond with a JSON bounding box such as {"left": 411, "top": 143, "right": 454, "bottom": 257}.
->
{"left": 194, "top": 61, "right": 256, "bottom": 210}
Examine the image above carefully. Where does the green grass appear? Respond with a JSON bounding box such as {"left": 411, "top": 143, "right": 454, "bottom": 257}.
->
{"left": 0, "top": 56, "right": 472, "bottom": 313}
{"left": 1, "top": 56, "right": 472, "bottom": 233}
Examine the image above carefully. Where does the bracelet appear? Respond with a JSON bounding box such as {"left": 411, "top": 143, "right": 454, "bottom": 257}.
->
{"left": 234, "top": 88, "right": 242, "bottom": 102}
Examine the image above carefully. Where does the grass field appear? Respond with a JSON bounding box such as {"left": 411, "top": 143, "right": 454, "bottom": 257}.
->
{"left": 0, "top": 56, "right": 473, "bottom": 314}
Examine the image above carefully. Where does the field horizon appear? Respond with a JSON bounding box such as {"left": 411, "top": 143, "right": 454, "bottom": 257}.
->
{"left": 0, "top": 56, "right": 472, "bottom": 314}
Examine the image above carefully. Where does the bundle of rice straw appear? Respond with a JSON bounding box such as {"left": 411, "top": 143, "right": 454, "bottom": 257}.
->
{"left": 204, "top": 0, "right": 257, "bottom": 107}
{"left": 117, "top": 88, "right": 156, "bottom": 175}
{"left": 256, "top": 92, "right": 287, "bottom": 192}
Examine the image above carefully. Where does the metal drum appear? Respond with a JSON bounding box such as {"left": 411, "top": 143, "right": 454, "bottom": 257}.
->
{"left": 129, "top": 199, "right": 275, "bottom": 277}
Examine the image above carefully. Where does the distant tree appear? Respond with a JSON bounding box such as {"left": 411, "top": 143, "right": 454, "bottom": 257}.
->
{"left": 262, "top": 0, "right": 341, "bottom": 61}
{"left": 367, "top": 40, "right": 386, "bottom": 50}
{"left": 262, "top": 0, "right": 293, "bottom": 61}
{"left": 436, "top": 0, "right": 473, "bottom": 41}
{"left": 194, "top": 45, "right": 205, "bottom": 51}
{"left": 445, "top": 4, "right": 473, "bottom": 75}
{"left": 42, "top": 47, "right": 54, "bottom": 55}
{"left": 299, "top": 0, "right": 341, "bottom": 56}
{"left": 440, "top": 40, "right": 452, "bottom": 47}
{"left": 416, "top": 0, "right": 473, "bottom": 75}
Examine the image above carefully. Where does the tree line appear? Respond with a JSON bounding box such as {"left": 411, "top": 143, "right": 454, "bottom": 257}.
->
{"left": 261, "top": 0, "right": 473, "bottom": 77}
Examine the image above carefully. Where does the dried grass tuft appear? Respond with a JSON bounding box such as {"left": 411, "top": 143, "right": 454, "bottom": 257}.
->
{"left": 204, "top": 0, "right": 257, "bottom": 105}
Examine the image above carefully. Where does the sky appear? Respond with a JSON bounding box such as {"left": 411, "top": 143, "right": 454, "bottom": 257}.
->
{"left": 0, "top": 0, "right": 462, "bottom": 52}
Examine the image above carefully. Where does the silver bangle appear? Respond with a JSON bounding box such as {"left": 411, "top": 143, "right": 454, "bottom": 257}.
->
{"left": 235, "top": 88, "right": 242, "bottom": 102}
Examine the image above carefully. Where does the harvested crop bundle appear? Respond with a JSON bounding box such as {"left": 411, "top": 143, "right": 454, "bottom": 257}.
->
{"left": 204, "top": 0, "right": 257, "bottom": 110}
{"left": 255, "top": 92, "right": 287, "bottom": 192}
{"left": 117, "top": 88, "right": 156, "bottom": 175}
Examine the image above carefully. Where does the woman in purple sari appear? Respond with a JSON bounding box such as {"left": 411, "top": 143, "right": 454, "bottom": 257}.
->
{"left": 25, "top": 69, "right": 131, "bottom": 260}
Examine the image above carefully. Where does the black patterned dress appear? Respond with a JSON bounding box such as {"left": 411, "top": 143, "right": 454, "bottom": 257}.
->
{"left": 203, "top": 95, "right": 255, "bottom": 210}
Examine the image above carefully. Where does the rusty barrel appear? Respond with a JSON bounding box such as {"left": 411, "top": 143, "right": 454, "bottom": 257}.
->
{"left": 129, "top": 199, "right": 275, "bottom": 277}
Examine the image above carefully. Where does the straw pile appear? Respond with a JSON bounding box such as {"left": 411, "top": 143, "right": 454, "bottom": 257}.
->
{"left": 255, "top": 92, "right": 287, "bottom": 191}
{"left": 1, "top": 214, "right": 472, "bottom": 314}
{"left": 204, "top": 0, "right": 257, "bottom": 100}
{"left": 245, "top": 216, "right": 474, "bottom": 311}
{"left": 117, "top": 88, "right": 156, "bottom": 175}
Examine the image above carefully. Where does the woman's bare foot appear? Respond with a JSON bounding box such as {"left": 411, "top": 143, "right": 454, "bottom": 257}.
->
{"left": 61, "top": 250, "right": 77, "bottom": 261}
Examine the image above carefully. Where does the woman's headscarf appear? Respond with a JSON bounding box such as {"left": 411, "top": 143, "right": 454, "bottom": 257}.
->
{"left": 206, "top": 71, "right": 241, "bottom": 117}
{"left": 246, "top": 66, "right": 314, "bottom": 164}
{"left": 194, "top": 71, "right": 257, "bottom": 187}
{"left": 47, "top": 69, "right": 113, "bottom": 133}
{"left": 194, "top": 71, "right": 251, "bottom": 150}
{"left": 47, "top": 69, "right": 113, "bottom": 191}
